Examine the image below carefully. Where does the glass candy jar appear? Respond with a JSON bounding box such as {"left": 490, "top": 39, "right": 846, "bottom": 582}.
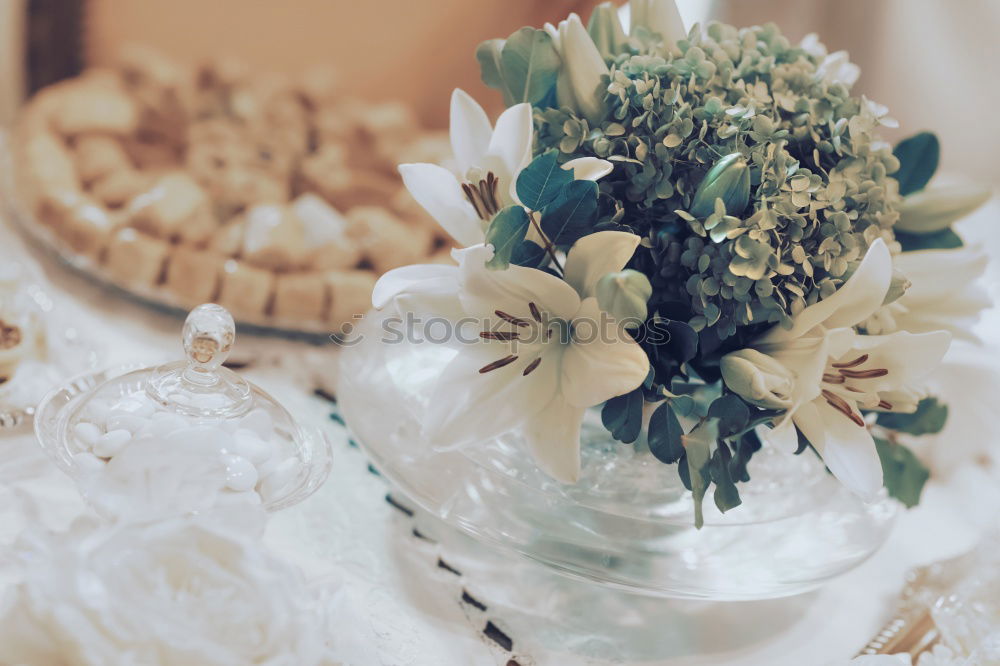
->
{"left": 35, "top": 304, "right": 331, "bottom": 516}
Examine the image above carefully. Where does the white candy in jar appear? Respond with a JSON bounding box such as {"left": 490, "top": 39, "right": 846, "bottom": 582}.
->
{"left": 93, "top": 429, "right": 131, "bottom": 458}
{"left": 222, "top": 454, "right": 258, "bottom": 492}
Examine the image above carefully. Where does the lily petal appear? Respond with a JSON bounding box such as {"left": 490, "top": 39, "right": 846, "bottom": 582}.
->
{"left": 457, "top": 247, "right": 582, "bottom": 322}
{"left": 449, "top": 89, "right": 493, "bottom": 177}
{"left": 763, "top": 239, "right": 892, "bottom": 342}
{"left": 399, "top": 163, "right": 484, "bottom": 246}
{"left": 834, "top": 330, "right": 951, "bottom": 393}
{"left": 424, "top": 340, "right": 558, "bottom": 450}
{"left": 484, "top": 103, "right": 533, "bottom": 204}
{"left": 629, "top": 0, "right": 686, "bottom": 46}
{"left": 564, "top": 231, "right": 640, "bottom": 299}
{"left": 809, "top": 401, "right": 883, "bottom": 501}
{"left": 521, "top": 396, "right": 586, "bottom": 483}
{"left": 560, "top": 298, "right": 649, "bottom": 407}
{"left": 562, "top": 157, "right": 613, "bottom": 181}
{"left": 372, "top": 263, "right": 456, "bottom": 309}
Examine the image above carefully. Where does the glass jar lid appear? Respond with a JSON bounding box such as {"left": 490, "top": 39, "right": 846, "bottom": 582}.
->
{"left": 35, "top": 304, "right": 331, "bottom": 517}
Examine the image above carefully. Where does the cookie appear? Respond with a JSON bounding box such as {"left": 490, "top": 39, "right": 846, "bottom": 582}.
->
{"left": 326, "top": 269, "right": 377, "bottom": 333}
{"left": 51, "top": 82, "right": 138, "bottom": 136}
{"left": 128, "top": 172, "right": 217, "bottom": 243}
{"left": 163, "top": 247, "right": 222, "bottom": 306}
{"left": 291, "top": 193, "right": 362, "bottom": 270}
{"left": 102, "top": 227, "right": 169, "bottom": 287}
{"left": 346, "top": 206, "right": 434, "bottom": 273}
{"left": 272, "top": 272, "right": 328, "bottom": 322}
{"left": 74, "top": 135, "right": 132, "bottom": 185}
{"left": 217, "top": 260, "right": 274, "bottom": 318}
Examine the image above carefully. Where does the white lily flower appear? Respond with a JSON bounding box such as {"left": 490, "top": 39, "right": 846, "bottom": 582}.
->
{"left": 865, "top": 247, "right": 991, "bottom": 342}
{"left": 722, "top": 239, "right": 952, "bottom": 500}
{"left": 399, "top": 89, "right": 533, "bottom": 247}
{"left": 544, "top": 13, "right": 610, "bottom": 125}
{"left": 373, "top": 231, "right": 649, "bottom": 483}
{"left": 399, "top": 89, "right": 612, "bottom": 247}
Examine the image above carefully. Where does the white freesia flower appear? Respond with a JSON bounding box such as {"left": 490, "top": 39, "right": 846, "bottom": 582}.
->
{"left": 0, "top": 517, "right": 342, "bottom": 666}
{"left": 399, "top": 89, "right": 611, "bottom": 246}
{"left": 373, "top": 231, "right": 649, "bottom": 482}
{"left": 865, "top": 247, "right": 990, "bottom": 341}
{"left": 722, "top": 239, "right": 951, "bottom": 499}
{"left": 801, "top": 33, "right": 861, "bottom": 87}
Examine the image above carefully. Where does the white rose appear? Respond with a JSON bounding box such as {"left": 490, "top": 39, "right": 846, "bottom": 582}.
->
{"left": 0, "top": 517, "right": 342, "bottom": 666}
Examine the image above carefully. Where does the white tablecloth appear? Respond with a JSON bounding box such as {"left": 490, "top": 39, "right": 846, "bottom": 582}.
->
{"left": 1, "top": 196, "right": 998, "bottom": 666}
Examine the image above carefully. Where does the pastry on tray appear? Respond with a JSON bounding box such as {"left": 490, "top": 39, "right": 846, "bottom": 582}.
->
{"left": 13, "top": 49, "right": 454, "bottom": 334}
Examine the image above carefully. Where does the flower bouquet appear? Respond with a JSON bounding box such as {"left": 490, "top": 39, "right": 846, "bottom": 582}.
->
{"left": 341, "top": 0, "right": 991, "bottom": 594}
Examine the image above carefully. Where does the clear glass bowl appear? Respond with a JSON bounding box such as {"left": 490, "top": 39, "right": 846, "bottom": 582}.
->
{"left": 35, "top": 304, "right": 331, "bottom": 516}
{"left": 339, "top": 310, "right": 897, "bottom": 600}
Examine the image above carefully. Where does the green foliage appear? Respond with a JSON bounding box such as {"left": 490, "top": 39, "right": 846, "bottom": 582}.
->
{"left": 511, "top": 240, "right": 546, "bottom": 268}
{"left": 516, "top": 151, "right": 574, "bottom": 210}
{"left": 875, "top": 438, "right": 930, "bottom": 508}
{"left": 602, "top": 389, "right": 644, "bottom": 444}
{"left": 689, "top": 153, "right": 751, "bottom": 218}
{"left": 540, "top": 179, "right": 599, "bottom": 245}
{"left": 478, "top": 29, "right": 560, "bottom": 106}
{"left": 708, "top": 442, "right": 742, "bottom": 513}
{"left": 647, "top": 401, "right": 684, "bottom": 464}
{"left": 484, "top": 206, "right": 530, "bottom": 270}
{"left": 895, "top": 228, "right": 963, "bottom": 252}
{"left": 893, "top": 132, "right": 940, "bottom": 196}
{"left": 877, "top": 398, "right": 949, "bottom": 436}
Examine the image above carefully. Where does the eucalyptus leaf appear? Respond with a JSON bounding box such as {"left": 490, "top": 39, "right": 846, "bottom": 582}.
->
{"left": 683, "top": 419, "right": 718, "bottom": 529}
{"left": 647, "top": 402, "right": 684, "bottom": 464}
{"left": 476, "top": 39, "right": 514, "bottom": 106}
{"left": 484, "top": 206, "right": 530, "bottom": 270}
{"left": 895, "top": 228, "right": 962, "bottom": 252}
{"left": 500, "top": 27, "right": 561, "bottom": 105}
{"left": 516, "top": 151, "right": 574, "bottom": 211}
{"left": 875, "top": 438, "right": 930, "bottom": 508}
{"left": 601, "top": 389, "right": 644, "bottom": 443}
{"left": 876, "top": 398, "right": 948, "bottom": 436}
{"left": 707, "top": 394, "right": 750, "bottom": 439}
{"left": 511, "top": 239, "right": 547, "bottom": 268}
{"left": 893, "top": 132, "right": 940, "bottom": 196}
{"left": 709, "top": 443, "right": 742, "bottom": 513}
{"left": 540, "top": 180, "right": 599, "bottom": 245}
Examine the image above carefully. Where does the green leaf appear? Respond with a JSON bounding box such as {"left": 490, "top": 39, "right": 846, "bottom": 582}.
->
{"left": 511, "top": 239, "right": 546, "bottom": 268}
{"left": 516, "top": 151, "right": 574, "bottom": 211}
{"left": 707, "top": 394, "right": 750, "bottom": 439}
{"left": 647, "top": 402, "right": 684, "bottom": 464}
{"left": 484, "top": 206, "right": 530, "bottom": 270}
{"left": 729, "top": 430, "right": 762, "bottom": 483}
{"left": 893, "top": 132, "right": 940, "bottom": 196}
{"left": 601, "top": 389, "right": 644, "bottom": 444}
{"left": 895, "top": 228, "right": 962, "bottom": 252}
{"left": 709, "top": 442, "right": 742, "bottom": 513}
{"left": 475, "top": 39, "right": 514, "bottom": 106}
{"left": 875, "top": 438, "right": 930, "bottom": 508}
{"left": 500, "top": 27, "right": 560, "bottom": 105}
{"left": 876, "top": 397, "right": 949, "bottom": 436}
{"left": 540, "top": 180, "right": 599, "bottom": 245}
{"left": 683, "top": 419, "right": 718, "bottom": 529}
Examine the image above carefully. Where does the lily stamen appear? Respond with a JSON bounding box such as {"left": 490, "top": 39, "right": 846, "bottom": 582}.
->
{"left": 822, "top": 373, "right": 846, "bottom": 384}
{"left": 832, "top": 354, "right": 869, "bottom": 369}
{"left": 461, "top": 182, "right": 486, "bottom": 219}
{"left": 528, "top": 302, "right": 542, "bottom": 323}
{"left": 821, "top": 389, "right": 865, "bottom": 427}
{"left": 495, "top": 310, "right": 529, "bottom": 327}
{"left": 839, "top": 368, "right": 889, "bottom": 379}
{"left": 462, "top": 172, "right": 502, "bottom": 220}
{"left": 479, "top": 355, "right": 519, "bottom": 374}
{"left": 480, "top": 331, "right": 519, "bottom": 341}
{"left": 878, "top": 399, "right": 893, "bottom": 410}
{"left": 523, "top": 357, "right": 542, "bottom": 376}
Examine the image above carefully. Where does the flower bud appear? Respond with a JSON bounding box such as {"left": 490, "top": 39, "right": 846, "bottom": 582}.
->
{"left": 547, "top": 13, "right": 610, "bottom": 126}
{"left": 595, "top": 269, "right": 652, "bottom": 327}
{"left": 720, "top": 349, "right": 794, "bottom": 410}
{"left": 629, "top": 0, "right": 686, "bottom": 51}
{"left": 882, "top": 268, "right": 911, "bottom": 305}
{"left": 896, "top": 184, "right": 991, "bottom": 233}
{"left": 587, "top": 2, "right": 629, "bottom": 60}
{"left": 690, "top": 153, "right": 751, "bottom": 219}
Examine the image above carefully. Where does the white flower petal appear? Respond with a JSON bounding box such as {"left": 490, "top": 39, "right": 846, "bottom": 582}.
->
{"left": 763, "top": 239, "right": 891, "bottom": 342}
{"left": 790, "top": 399, "right": 827, "bottom": 453}
{"left": 762, "top": 417, "right": 800, "bottom": 453}
{"left": 562, "top": 157, "right": 613, "bottom": 181}
{"left": 559, "top": 14, "right": 611, "bottom": 125}
{"left": 521, "top": 397, "right": 586, "bottom": 483}
{"left": 449, "top": 89, "right": 493, "bottom": 177}
{"left": 423, "top": 342, "right": 557, "bottom": 450}
{"left": 398, "top": 163, "right": 484, "bottom": 246}
{"left": 560, "top": 298, "right": 648, "bottom": 408}
{"left": 564, "top": 231, "right": 640, "bottom": 299}
{"left": 372, "top": 264, "right": 457, "bottom": 309}
{"left": 835, "top": 330, "right": 951, "bottom": 393}
{"left": 485, "top": 102, "right": 533, "bottom": 202}
{"left": 629, "top": 0, "right": 686, "bottom": 45}
{"left": 457, "top": 248, "right": 582, "bottom": 322}
{"left": 810, "top": 401, "right": 882, "bottom": 501}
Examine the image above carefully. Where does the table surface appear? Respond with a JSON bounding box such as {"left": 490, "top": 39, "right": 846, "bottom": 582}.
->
{"left": 1, "top": 196, "right": 998, "bottom": 666}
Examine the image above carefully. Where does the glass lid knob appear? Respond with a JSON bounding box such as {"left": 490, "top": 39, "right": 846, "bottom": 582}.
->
{"left": 146, "top": 304, "right": 252, "bottom": 417}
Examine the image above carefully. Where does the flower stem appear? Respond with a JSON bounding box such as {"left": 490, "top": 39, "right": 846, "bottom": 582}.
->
{"left": 529, "top": 213, "right": 564, "bottom": 275}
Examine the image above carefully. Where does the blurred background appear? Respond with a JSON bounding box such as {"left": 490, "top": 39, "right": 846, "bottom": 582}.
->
{"left": 2, "top": 0, "right": 999, "bottom": 183}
